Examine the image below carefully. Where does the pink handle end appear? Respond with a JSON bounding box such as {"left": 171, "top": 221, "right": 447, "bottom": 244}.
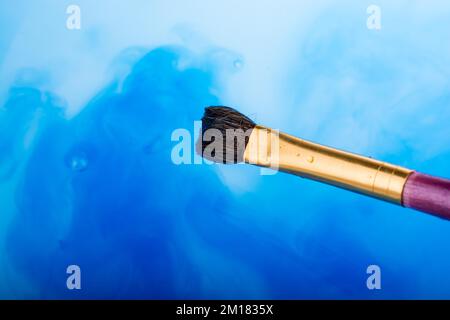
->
{"left": 402, "top": 172, "right": 450, "bottom": 220}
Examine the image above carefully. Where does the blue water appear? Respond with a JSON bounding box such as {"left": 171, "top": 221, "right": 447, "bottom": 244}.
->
{"left": 1, "top": 1, "right": 450, "bottom": 299}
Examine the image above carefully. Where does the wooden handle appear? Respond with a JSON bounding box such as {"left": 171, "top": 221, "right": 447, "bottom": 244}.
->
{"left": 402, "top": 172, "right": 450, "bottom": 220}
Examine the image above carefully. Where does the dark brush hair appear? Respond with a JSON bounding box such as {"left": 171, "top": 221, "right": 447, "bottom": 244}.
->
{"left": 196, "top": 106, "right": 256, "bottom": 164}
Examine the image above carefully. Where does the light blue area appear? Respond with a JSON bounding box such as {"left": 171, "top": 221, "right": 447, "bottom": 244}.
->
{"left": 0, "top": 1, "right": 450, "bottom": 299}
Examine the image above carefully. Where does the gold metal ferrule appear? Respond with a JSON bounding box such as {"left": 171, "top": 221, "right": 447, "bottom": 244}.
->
{"left": 243, "top": 125, "right": 413, "bottom": 204}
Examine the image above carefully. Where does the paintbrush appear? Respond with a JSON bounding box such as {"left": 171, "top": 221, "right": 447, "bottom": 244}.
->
{"left": 197, "top": 106, "right": 450, "bottom": 220}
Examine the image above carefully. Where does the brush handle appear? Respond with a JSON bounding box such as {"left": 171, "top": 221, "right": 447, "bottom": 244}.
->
{"left": 402, "top": 172, "right": 450, "bottom": 220}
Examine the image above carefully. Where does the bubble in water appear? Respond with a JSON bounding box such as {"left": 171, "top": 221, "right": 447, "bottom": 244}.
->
{"left": 67, "top": 152, "right": 88, "bottom": 172}
{"left": 233, "top": 59, "right": 243, "bottom": 69}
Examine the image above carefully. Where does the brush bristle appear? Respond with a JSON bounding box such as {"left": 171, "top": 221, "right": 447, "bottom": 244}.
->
{"left": 196, "top": 106, "right": 256, "bottom": 164}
